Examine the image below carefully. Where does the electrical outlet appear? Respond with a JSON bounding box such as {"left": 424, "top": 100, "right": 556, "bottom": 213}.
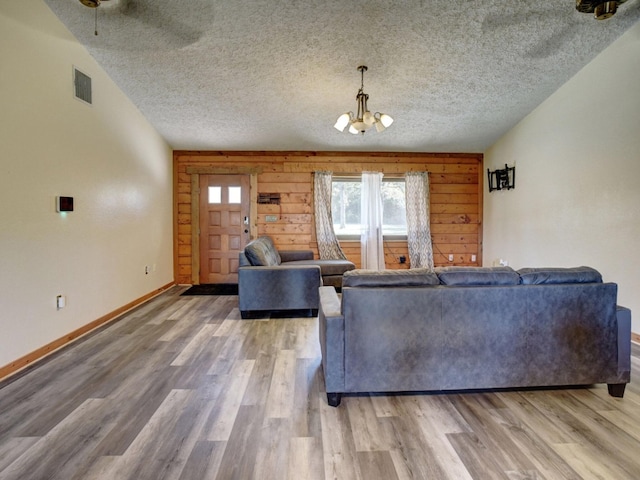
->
{"left": 448, "top": 254, "right": 454, "bottom": 262}
{"left": 471, "top": 254, "right": 477, "bottom": 262}
{"left": 399, "top": 255, "right": 406, "bottom": 264}
{"left": 56, "top": 295, "right": 66, "bottom": 310}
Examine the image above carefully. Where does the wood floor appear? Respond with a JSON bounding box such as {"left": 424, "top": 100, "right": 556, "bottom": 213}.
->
{"left": 1, "top": 287, "right": 640, "bottom": 480}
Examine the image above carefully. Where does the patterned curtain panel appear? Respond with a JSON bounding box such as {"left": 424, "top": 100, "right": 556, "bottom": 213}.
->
{"left": 405, "top": 172, "right": 434, "bottom": 270}
{"left": 361, "top": 172, "right": 386, "bottom": 270}
{"left": 313, "top": 171, "right": 347, "bottom": 260}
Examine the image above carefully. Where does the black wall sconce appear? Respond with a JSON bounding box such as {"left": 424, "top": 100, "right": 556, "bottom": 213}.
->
{"left": 56, "top": 196, "right": 74, "bottom": 212}
{"left": 487, "top": 164, "right": 516, "bottom": 192}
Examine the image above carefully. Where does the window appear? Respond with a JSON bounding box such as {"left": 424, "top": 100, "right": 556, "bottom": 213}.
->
{"left": 208, "top": 186, "right": 222, "bottom": 204}
{"left": 332, "top": 177, "right": 407, "bottom": 237}
{"left": 208, "top": 185, "right": 242, "bottom": 204}
{"left": 228, "top": 186, "right": 242, "bottom": 204}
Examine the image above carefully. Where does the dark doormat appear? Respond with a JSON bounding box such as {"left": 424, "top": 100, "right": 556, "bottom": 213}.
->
{"left": 181, "top": 284, "right": 238, "bottom": 296}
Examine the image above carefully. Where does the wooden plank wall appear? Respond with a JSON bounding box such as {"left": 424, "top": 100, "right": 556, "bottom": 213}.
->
{"left": 174, "top": 151, "right": 483, "bottom": 285}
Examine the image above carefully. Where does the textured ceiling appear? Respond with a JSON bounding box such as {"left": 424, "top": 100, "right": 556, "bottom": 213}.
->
{"left": 44, "top": 0, "right": 640, "bottom": 152}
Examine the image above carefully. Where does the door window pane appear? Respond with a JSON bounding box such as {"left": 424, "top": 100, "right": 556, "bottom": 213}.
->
{"left": 228, "top": 186, "right": 242, "bottom": 204}
{"left": 208, "top": 186, "right": 222, "bottom": 204}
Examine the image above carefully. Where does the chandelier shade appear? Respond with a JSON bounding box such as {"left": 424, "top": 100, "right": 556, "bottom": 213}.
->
{"left": 334, "top": 113, "right": 351, "bottom": 131}
{"left": 334, "top": 66, "right": 393, "bottom": 135}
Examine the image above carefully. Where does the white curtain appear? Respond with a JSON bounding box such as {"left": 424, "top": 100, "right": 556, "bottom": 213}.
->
{"left": 361, "top": 172, "right": 385, "bottom": 270}
{"left": 405, "top": 171, "right": 434, "bottom": 270}
{"left": 313, "top": 171, "right": 347, "bottom": 260}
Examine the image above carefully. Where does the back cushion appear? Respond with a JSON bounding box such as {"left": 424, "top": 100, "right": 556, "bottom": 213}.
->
{"left": 243, "top": 236, "right": 282, "bottom": 266}
{"left": 343, "top": 268, "right": 439, "bottom": 287}
{"left": 436, "top": 266, "right": 520, "bottom": 286}
{"left": 518, "top": 266, "right": 602, "bottom": 285}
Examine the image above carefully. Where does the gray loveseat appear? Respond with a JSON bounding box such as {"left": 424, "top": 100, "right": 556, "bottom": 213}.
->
{"left": 238, "top": 236, "right": 354, "bottom": 318}
{"left": 319, "top": 266, "right": 631, "bottom": 406}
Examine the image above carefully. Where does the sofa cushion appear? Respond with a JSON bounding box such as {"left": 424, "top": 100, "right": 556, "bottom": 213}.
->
{"left": 435, "top": 266, "right": 520, "bottom": 286}
{"left": 287, "top": 259, "right": 355, "bottom": 277}
{"left": 244, "top": 236, "right": 281, "bottom": 266}
{"left": 343, "top": 268, "right": 439, "bottom": 287}
{"left": 279, "top": 250, "right": 314, "bottom": 262}
{"left": 518, "top": 266, "right": 602, "bottom": 285}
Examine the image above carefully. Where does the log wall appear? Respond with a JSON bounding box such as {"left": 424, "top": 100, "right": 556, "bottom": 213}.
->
{"left": 174, "top": 151, "right": 483, "bottom": 285}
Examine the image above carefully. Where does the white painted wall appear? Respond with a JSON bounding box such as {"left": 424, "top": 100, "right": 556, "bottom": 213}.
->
{"left": 0, "top": 1, "right": 173, "bottom": 368}
{"left": 484, "top": 21, "right": 640, "bottom": 334}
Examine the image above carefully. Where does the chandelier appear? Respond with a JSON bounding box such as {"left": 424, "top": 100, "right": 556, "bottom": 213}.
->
{"left": 334, "top": 66, "right": 393, "bottom": 135}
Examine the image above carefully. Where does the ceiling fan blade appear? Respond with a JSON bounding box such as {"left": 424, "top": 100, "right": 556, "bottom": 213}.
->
{"left": 116, "top": 0, "right": 203, "bottom": 48}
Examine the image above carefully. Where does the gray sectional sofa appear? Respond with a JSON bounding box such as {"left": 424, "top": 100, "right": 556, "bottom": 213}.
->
{"left": 319, "top": 266, "right": 631, "bottom": 406}
{"left": 238, "top": 236, "right": 355, "bottom": 318}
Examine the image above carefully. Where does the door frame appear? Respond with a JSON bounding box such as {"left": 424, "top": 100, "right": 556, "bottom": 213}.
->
{"left": 187, "top": 166, "right": 260, "bottom": 285}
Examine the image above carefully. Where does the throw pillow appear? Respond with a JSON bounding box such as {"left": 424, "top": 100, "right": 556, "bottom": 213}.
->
{"left": 518, "top": 266, "right": 602, "bottom": 285}
{"left": 244, "top": 237, "right": 281, "bottom": 266}
{"left": 435, "top": 266, "right": 520, "bottom": 286}
{"left": 342, "top": 268, "right": 440, "bottom": 287}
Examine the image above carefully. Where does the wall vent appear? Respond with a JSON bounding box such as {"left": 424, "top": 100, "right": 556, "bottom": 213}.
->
{"left": 258, "top": 193, "right": 281, "bottom": 205}
{"left": 73, "top": 67, "right": 92, "bottom": 105}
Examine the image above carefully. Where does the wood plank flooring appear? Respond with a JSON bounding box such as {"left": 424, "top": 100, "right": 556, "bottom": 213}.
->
{"left": 1, "top": 286, "right": 640, "bottom": 479}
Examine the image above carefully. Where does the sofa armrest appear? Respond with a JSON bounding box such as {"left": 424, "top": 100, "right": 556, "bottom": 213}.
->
{"left": 279, "top": 250, "right": 314, "bottom": 262}
{"left": 238, "top": 265, "right": 321, "bottom": 312}
{"left": 318, "top": 286, "right": 345, "bottom": 393}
